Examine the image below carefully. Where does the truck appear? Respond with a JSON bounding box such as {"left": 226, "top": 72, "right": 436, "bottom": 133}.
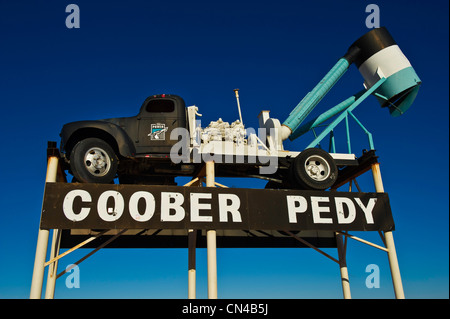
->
{"left": 59, "top": 27, "right": 421, "bottom": 190}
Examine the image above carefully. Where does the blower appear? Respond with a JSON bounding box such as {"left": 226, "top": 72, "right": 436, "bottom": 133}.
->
{"left": 278, "top": 27, "right": 421, "bottom": 142}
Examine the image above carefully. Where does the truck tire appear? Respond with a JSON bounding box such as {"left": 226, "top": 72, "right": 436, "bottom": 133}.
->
{"left": 291, "top": 148, "right": 337, "bottom": 190}
{"left": 69, "top": 138, "right": 118, "bottom": 183}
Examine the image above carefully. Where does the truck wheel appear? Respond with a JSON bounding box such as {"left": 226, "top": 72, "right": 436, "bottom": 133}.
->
{"left": 292, "top": 148, "right": 337, "bottom": 190}
{"left": 70, "top": 138, "right": 118, "bottom": 183}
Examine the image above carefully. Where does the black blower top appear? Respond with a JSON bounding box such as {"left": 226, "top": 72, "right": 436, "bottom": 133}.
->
{"left": 343, "top": 27, "right": 397, "bottom": 68}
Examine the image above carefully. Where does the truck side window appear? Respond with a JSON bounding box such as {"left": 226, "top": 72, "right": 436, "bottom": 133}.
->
{"left": 146, "top": 99, "right": 175, "bottom": 113}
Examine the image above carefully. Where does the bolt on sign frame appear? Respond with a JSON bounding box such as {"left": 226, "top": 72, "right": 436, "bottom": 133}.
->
{"left": 30, "top": 142, "right": 404, "bottom": 299}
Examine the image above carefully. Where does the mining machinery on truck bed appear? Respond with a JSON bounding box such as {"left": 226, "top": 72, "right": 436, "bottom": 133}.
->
{"left": 59, "top": 27, "right": 421, "bottom": 189}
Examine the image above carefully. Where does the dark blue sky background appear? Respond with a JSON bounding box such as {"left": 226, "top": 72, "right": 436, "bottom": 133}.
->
{"left": 0, "top": 0, "right": 448, "bottom": 298}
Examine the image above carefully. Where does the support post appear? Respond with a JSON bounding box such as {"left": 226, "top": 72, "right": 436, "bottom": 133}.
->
{"left": 336, "top": 233, "right": 351, "bottom": 299}
{"left": 188, "top": 229, "right": 197, "bottom": 299}
{"left": 371, "top": 163, "right": 405, "bottom": 299}
{"left": 185, "top": 177, "right": 201, "bottom": 299}
{"left": 206, "top": 161, "right": 218, "bottom": 299}
{"left": 30, "top": 155, "right": 59, "bottom": 299}
{"left": 44, "top": 229, "right": 61, "bottom": 299}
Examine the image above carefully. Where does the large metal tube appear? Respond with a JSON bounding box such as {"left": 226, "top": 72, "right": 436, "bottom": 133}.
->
{"left": 283, "top": 58, "right": 350, "bottom": 138}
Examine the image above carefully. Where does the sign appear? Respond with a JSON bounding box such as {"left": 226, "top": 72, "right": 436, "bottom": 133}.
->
{"left": 41, "top": 183, "right": 394, "bottom": 231}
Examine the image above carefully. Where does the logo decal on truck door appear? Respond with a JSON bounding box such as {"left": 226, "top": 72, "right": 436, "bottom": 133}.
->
{"left": 148, "top": 123, "right": 168, "bottom": 140}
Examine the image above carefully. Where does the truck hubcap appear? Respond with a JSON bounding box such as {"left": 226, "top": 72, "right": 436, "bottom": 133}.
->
{"left": 304, "top": 155, "right": 330, "bottom": 182}
{"left": 84, "top": 147, "right": 111, "bottom": 177}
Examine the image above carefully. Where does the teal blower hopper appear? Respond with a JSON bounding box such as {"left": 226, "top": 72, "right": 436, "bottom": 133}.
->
{"left": 281, "top": 27, "right": 421, "bottom": 141}
{"left": 348, "top": 27, "right": 421, "bottom": 117}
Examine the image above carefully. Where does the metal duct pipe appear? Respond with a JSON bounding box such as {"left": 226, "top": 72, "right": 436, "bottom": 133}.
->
{"left": 282, "top": 57, "right": 351, "bottom": 140}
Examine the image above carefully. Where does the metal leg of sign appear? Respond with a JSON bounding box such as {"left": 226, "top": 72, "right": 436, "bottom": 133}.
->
{"left": 44, "top": 229, "right": 61, "bottom": 299}
{"left": 56, "top": 229, "right": 127, "bottom": 279}
{"left": 285, "top": 231, "right": 339, "bottom": 263}
{"left": 188, "top": 229, "right": 197, "bottom": 299}
{"left": 207, "top": 230, "right": 217, "bottom": 299}
{"left": 30, "top": 155, "right": 59, "bottom": 299}
{"left": 183, "top": 177, "right": 200, "bottom": 187}
{"left": 206, "top": 161, "right": 218, "bottom": 299}
{"left": 286, "top": 230, "right": 354, "bottom": 298}
{"left": 383, "top": 231, "right": 405, "bottom": 299}
{"left": 336, "top": 233, "right": 351, "bottom": 299}
{"left": 185, "top": 176, "right": 201, "bottom": 299}
{"left": 336, "top": 231, "right": 388, "bottom": 252}
{"left": 371, "top": 163, "right": 405, "bottom": 299}
{"left": 44, "top": 230, "right": 108, "bottom": 267}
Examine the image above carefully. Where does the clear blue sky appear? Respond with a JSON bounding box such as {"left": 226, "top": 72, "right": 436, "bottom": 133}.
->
{"left": 0, "top": 0, "right": 448, "bottom": 299}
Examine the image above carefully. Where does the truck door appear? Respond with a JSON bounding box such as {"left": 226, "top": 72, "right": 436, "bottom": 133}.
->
{"left": 136, "top": 95, "right": 186, "bottom": 155}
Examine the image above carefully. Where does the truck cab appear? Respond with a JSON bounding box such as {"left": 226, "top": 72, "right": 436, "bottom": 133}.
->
{"left": 60, "top": 94, "right": 188, "bottom": 184}
{"left": 133, "top": 94, "right": 187, "bottom": 155}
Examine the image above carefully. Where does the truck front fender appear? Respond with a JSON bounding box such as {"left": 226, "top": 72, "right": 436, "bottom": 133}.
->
{"left": 60, "top": 120, "right": 136, "bottom": 158}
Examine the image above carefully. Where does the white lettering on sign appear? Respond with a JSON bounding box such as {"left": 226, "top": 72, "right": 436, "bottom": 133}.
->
{"left": 161, "top": 192, "right": 185, "bottom": 222}
{"left": 355, "top": 198, "right": 377, "bottom": 224}
{"left": 218, "top": 193, "right": 242, "bottom": 222}
{"left": 97, "top": 191, "right": 124, "bottom": 222}
{"left": 287, "top": 196, "right": 308, "bottom": 223}
{"left": 60, "top": 189, "right": 379, "bottom": 227}
{"left": 62, "top": 190, "right": 245, "bottom": 224}
{"left": 286, "top": 195, "right": 377, "bottom": 225}
{"left": 311, "top": 196, "right": 333, "bottom": 224}
{"left": 63, "top": 189, "right": 91, "bottom": 221}
{"left": 129, "top": 191, "right": 155, "bottom": 222}
{"left": 335, "top": 197, "right": 356, "bottom": 224}
{"left": 190, "top": 193, "right": 213, "bottom": 222}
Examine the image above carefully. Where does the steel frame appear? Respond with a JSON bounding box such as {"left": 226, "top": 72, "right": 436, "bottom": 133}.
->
{"left": 297, "top": 77, "right": 386, "bottom": 153}
{"left": 30, "top": 142, "right": 405, "bottom": 299}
